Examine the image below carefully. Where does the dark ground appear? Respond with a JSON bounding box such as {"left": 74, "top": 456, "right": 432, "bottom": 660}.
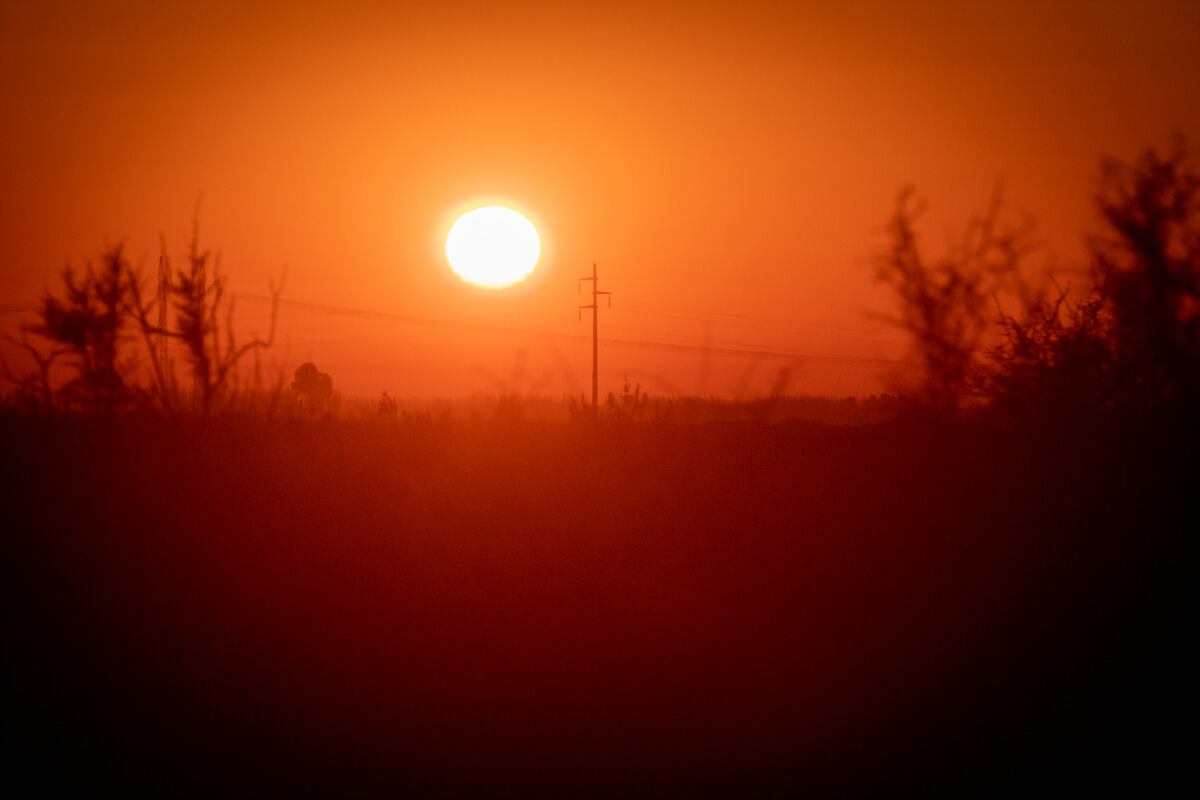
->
{"left": 2, "top": 413, "right": 1191, "bottom": 793}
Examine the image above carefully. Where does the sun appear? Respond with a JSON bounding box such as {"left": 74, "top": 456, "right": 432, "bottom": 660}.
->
{"left": 445, "top": 205, "right": 541, "bottom": 288}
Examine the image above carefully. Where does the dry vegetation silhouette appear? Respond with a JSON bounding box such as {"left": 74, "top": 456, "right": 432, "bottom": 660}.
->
{"left": 875, "top": 141, "right": 1199, "bottom": 421}
{"left": 2, "top": 144, "right": 1196, "bottom": 793}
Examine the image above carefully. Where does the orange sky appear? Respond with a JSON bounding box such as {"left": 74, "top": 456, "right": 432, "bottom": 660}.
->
{"left": 2, "top": 0, "right": 1198, "bottom": 399}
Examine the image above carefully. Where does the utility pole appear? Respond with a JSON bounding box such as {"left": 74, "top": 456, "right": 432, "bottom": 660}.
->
{"left": 579, "top": 262, "right": 611, "bottom": 416}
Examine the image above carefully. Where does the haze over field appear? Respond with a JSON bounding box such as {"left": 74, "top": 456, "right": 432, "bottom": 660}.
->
{"left": 3, "top": 0, "right": 1197, "bottom": 398}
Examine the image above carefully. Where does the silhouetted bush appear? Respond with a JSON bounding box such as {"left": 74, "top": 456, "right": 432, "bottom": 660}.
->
{"left": 292, "top": 362, "right": 334, "bottom": 413}
{"left": 1, "top": 219, "right": 284, "bottom": 415}
{"left": 875, "top": 188, "right": 1036, "bottom": 413}
{"left": 602, "top": 376, "right": 648, "bottom": 423}
{"left": 987, "top": 288, "right": 1112, "bottom": 422}
{"left": 881, "top": 142, "right": 1200, "bottom": 421}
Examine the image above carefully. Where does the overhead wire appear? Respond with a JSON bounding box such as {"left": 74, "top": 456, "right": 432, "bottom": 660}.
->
{"left": 233, "top": 294, "right": 917, "bottom": 366}
{"left": 0, "top": 289, "right": 919, "bottom": 367}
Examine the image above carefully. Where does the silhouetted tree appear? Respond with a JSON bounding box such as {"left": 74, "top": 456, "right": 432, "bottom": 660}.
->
{"left": 292, "top": 362, "right": 333, "bottom": 412}
{"left": 131, "top": 222, "right": 282, "bottom": 414}
{"left": 875, "top": 187, "right": 1036, "bottom": 412}
{"left": 1090, "top": 140, "right": 1200, "bottom": 411}
{"left": 23, "top": 245, "right": 136, "bottom": 413}
{"left": 126, "top": 248, "right": 175, "bottom": 410}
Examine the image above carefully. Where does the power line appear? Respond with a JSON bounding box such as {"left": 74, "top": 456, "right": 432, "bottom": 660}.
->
{"left": 234, "top": 290, "right": 918, "bottom": 365}
{"left": 631, "top": 264, "right": 885, "bottom": 301}
{"left": 621, "top": 299, "right": 899, "bottom": 339}
{"left": 2, "top": 289, "right": 897, "bottom": 344}
{"left": 271, "top": 322, "right": 916, "bottom": 367}
{"left": 613, "top": 305, "right": 906, "bottom": 347}
{"left": 0, "top": 289, "right": 916, "bottom": 369}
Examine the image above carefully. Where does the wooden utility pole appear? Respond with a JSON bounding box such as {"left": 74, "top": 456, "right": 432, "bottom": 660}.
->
{"left": 579, "top": 262, "right": 611, "bottom": 415}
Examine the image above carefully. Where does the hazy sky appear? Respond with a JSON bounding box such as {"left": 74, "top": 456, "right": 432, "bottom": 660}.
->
{"left": 2, "top": 0, "right": 1197, "bottom": 398}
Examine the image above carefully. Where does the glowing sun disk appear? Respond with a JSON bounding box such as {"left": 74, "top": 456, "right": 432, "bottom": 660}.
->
{"left": 445, "top": 206, "right": 540, "bottom": 288}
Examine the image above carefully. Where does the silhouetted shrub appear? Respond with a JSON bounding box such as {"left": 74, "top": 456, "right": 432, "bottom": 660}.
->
{"left": 875, "top": 188, "right": 1036, "bottom": 413}
{"left": 987, "top": 287, "right": 1113, "bottom": 422}
{"left": 882, "top": 141, "right": 1200, "bottom": 421}
{"left": 603, "top": 376, "right": 647, "bottom": 423}
{"left": 0, "top": 220, "right": 284, "bottom": 416}
{"left": 292, "top": 362, "right": 334, "bottom": 413}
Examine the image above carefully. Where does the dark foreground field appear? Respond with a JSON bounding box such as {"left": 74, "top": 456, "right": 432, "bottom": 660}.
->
{"left": 3, "top": 414, "right": 1191, "bottom": 793}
